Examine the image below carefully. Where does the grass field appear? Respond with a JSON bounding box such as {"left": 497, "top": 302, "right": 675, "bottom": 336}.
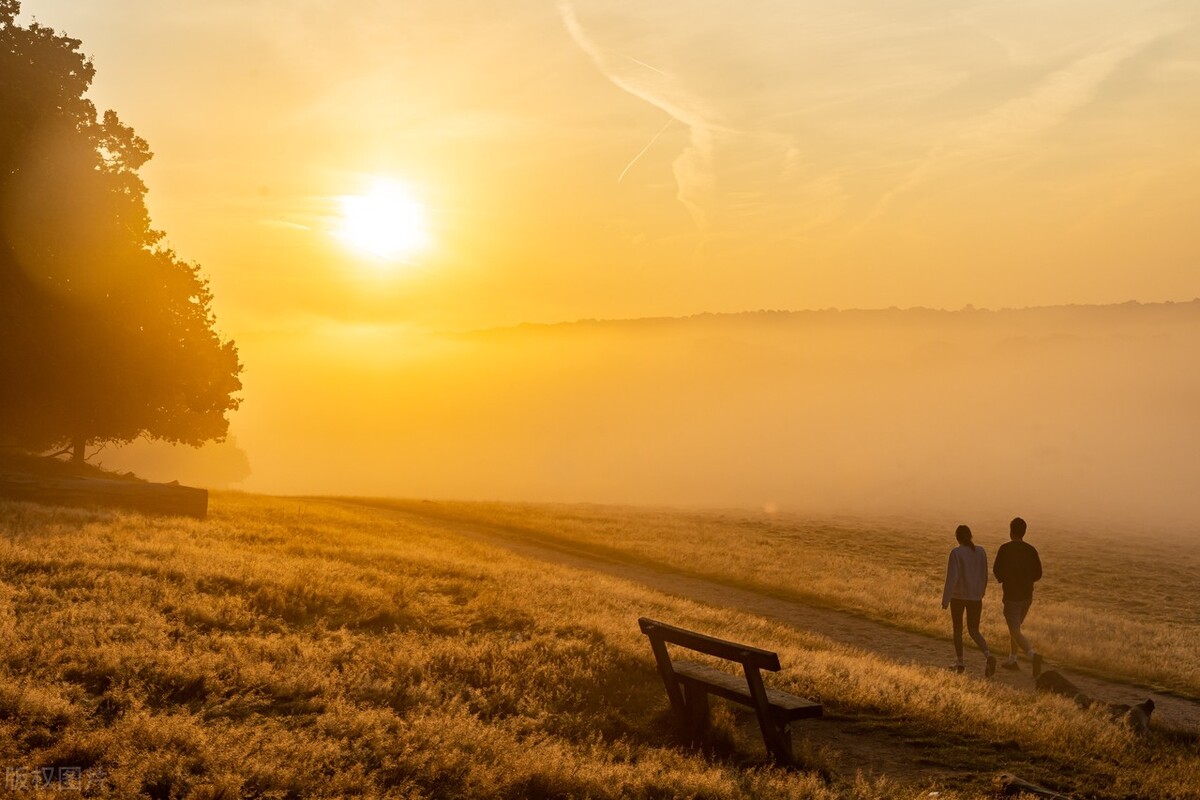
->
{"left": 1, "top": 494, "right": 1198, "bottom": 798}
{"left": 375, "top": 500, "right": 1200, "bottom": 699}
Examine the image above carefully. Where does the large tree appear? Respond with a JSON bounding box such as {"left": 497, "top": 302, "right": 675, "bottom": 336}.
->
{"left": 0, "top": 1, "right": 242, "bottom": 463}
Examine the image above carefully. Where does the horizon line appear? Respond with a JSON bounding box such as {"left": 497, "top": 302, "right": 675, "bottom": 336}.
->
{"left": 448, "top": 297, "right": 1200, "bottom": 337}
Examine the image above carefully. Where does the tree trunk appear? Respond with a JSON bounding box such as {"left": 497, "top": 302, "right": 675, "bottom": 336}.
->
{"left": 71, "top": 435, "right": 86, "bottom": 464}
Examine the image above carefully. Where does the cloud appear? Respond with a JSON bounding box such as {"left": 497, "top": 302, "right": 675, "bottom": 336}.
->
{"left": 557, "top": 1, "right": 1199, "bottom": 246}
{"left": 558, "top": 0, "right": 720, "bottom": 230}
{"left": 960, "top": 38, "right": 1158, "bottom": 148}
{"left": 864, "top": 29, "right": 1171, "bottom": 224}
{"left": 259, "top": 219, "right": 312, "bottom": 231}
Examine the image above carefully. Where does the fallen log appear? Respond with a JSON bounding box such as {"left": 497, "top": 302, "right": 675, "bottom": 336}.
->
{"left": 0, "top": 472, "right": 207, "bottom": 519}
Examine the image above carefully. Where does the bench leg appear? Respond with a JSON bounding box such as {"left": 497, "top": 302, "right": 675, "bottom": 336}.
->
{"left": 770, "top": 720, "right": 794, "bottom": 767}
{"left": 750, "top": 709, "right": 795, "bottom": 766}
{"left": 682, "top": 682, "right": 710, "bottom": 736}
{"left": 743, "top": 665, "right": 796, "bottom": 767}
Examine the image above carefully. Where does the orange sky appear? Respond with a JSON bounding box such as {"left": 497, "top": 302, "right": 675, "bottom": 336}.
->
{"left": 21, "top": 1, "right": 1200, "bottom": 501}
{"left": 24, "top": 1, "right": 1200, "bottom": 332}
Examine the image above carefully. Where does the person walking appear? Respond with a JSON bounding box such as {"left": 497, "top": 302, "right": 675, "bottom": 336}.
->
{"left": 993, "top": 516, "right": 1043, "bottom": 677}
{"left": 942, "top": 524, "right": 996, "bottom": 676}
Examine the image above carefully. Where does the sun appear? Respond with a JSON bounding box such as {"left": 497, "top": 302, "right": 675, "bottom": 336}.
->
{"left": 335, "top": 179, "right": 431, "bottom": 262}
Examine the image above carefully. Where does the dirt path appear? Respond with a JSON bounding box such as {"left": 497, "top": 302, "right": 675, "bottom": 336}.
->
{"left": 368, "top": 503, "right": 1200, "bottom": 738}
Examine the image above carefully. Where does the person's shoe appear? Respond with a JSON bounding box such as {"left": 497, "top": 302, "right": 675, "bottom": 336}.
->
{"left": 985, "top": 655, "right": 997, "bottom": 678}
{"left": 1001, "top": 660, "right": 1021, "bottom": 671}
{"left": 1032, "top": 653, "right": 1044, "bottom": 678}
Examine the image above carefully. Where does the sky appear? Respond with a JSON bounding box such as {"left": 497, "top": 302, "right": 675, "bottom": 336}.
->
{"left": 18, "top": 0, "right": 1200, "bottom": 504}
{"left": 22, "top": 0, "right": 1200, "bottom": 330}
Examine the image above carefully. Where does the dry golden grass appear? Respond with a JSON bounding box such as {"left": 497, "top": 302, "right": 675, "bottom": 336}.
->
{"left": 0, "top": 494, "right": 1196, "bottom": 798}
{"left": 384, "top": 500, "right": 1200, "bottom": 698}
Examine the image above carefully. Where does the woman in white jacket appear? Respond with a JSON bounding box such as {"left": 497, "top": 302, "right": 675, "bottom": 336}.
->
{"left": 942, "top": 524, "right": 996, "bottom": 676}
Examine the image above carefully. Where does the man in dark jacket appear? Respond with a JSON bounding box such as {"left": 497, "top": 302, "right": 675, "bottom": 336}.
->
{"left": 993, "top": 516, "right": 1044, "bottom": 677}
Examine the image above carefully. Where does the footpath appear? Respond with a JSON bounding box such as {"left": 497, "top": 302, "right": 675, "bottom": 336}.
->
{"left": 374, "top": 502, "right": 1200, "bottom": 736}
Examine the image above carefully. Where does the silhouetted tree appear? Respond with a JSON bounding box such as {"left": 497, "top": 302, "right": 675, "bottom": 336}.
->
{"left": 0, "top": 1, "right": 241, "bottom": 462}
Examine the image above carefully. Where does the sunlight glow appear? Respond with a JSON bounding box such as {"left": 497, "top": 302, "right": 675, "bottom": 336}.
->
{"left": 335, "top": 179, "right": 431, "bottom": 263}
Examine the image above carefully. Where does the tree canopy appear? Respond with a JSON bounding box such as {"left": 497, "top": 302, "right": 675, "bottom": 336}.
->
{"left": 0, "top": 1, "right": 242, "bottom": 462}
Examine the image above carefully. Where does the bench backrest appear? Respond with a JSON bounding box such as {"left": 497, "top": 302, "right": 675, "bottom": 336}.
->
{"left": 638, "top": 617, "right": 782, "bottom": 672}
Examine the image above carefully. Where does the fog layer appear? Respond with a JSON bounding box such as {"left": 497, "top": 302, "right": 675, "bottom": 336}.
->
{"left": 109, "top": 301, "right": 1200, "bottom": 528}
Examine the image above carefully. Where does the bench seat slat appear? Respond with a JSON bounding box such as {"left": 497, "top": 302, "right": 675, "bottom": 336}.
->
{"left": 673, "top": 660, "right": 823, "bottom": 721}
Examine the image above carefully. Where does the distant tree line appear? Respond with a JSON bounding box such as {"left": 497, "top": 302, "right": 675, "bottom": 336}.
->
{"left": 0, "top": 1, "right": 242, "bottom": 463}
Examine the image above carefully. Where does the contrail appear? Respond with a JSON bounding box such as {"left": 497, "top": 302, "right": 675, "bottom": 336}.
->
{"left": 623, "top": 53, "right": 666, "bottom": 75}
{"left": 618, "top": 117, "right": 673, "bottom": 184}
{"left": 558, "top": 0, "right": 713, "bottom": 230}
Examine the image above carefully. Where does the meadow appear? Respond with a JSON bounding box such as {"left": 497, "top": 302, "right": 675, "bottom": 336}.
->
{"left": 0, "top": 493, "right": 1197, "bottom": 798}
{"left": 379, "top": 500, "right": 1200, "bottom": 699}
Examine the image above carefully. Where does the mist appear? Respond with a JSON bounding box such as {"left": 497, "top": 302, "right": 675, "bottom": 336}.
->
{"left": 113, "top": 301, "right": 1200, "bottom": 530}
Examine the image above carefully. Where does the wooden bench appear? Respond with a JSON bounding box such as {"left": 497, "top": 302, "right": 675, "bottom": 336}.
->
{"left": 639, "top": 617, "right": 822, "bottom": 766}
